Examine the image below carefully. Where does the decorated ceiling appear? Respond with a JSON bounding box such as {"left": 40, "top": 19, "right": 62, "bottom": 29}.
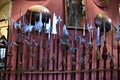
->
{"left": 0, "top": 0, "right": 12, "bottom": 39}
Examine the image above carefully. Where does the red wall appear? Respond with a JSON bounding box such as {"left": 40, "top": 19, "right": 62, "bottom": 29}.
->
{"left": 6, "top": 0, "right": 120, "bottom": 80}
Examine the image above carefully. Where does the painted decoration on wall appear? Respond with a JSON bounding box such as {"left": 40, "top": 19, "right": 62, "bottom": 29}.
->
{"left": 93, "top": 0, "right": 109, "bottom": 8}
{"left": 65, "top": 0, "right": 86, "bottom": 28}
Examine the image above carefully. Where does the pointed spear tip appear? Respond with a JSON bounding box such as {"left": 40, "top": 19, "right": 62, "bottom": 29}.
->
{"left": 63, "top": 24, "right": 68, "bottom": 36}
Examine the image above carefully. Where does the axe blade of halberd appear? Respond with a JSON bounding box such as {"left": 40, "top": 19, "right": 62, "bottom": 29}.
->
{"left": 51, "top": 13, "right": 58, "bottom": 34}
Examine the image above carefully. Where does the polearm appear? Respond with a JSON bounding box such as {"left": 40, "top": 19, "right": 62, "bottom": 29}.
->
{"left": 41, "top": 12, "right": 49, "bottom": 80}
{"left": 79, "top": 24, "right": 86, "bottom": 80}
{"left": 96, "top": 26, "right": 101, "bottom": 80}
{"left": 25, "top": 26, "right": 31, "bottom": 80}
{"left": 71, "top": 28, "right": 77, "bottom": 79}
{"left": 41, "top": 24, "right": 46, "bottom": 80}
{"left": 61, "top": 25, "right": 69, "bottom": 80}
{"left": 23, "top": 11, "right": 34, "bottom": 80}
{"left": 23, "top": 21, "right": 34, "bottom": 80}
{"left": 116, "top": 24, "right": 120, "bottom": 80}
{"left": 30, "top": 27, "right": 37, "bottom": 80}
{"left": 117, "top": 40, "right": 120, "bottom": 80}
{"left": 109, "top": 26, "right": 114, "bottom": 80}
{"left": 14, "top": 11, "right": 25, "bottom": 80}
{"left": 46, "top": 18, "right": 51, "bottom": 80}
{"left": 7, "top": 20, "right": 18, "bottom": 80}
{"left": 34, "top": 12, "right": 43, "bottom": 80}
{"left": 56, "top": 8, "right": 61, "bottom": 80}
{"left": 71, "top": 26, "right": 77, "bottom": 80}
{"left": 51, "top": 13, "right": 58, "bottom": 80}
{"left": 102, "top": 21, "right": 108, "bottom": 80}
{"left": 87, "top": 23, "right": 93, "bottom": 80}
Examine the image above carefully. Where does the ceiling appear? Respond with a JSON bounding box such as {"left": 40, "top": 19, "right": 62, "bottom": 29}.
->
{"left": 0, "top": 0, "right": 11, "bottom": 20}
{"left": 0, "top": 0, "right": 12, "bottom": 38}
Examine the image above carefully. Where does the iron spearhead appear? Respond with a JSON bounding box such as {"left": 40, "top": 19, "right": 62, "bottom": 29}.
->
{"left": 96, "top": 26, "right": 101, "bottom": 46}
{"left": 46, "top": 18, "right": 51, "bottom": 33}
{"left": 34, "top": 12, "right": 43, "bottom": 33}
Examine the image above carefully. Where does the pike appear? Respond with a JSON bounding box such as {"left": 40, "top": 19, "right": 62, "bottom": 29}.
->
{"left": 28, "top": 14, "right": 36, "bottom": 80}
{"left": 16, "top": 10, "right": 25, "bottom": 80}
{"left": 30, "top": 29, "right": 37, "bottom": 80}
{"left": 108, "top": 10, "right": 114, "bottom": 80}
{"left": 117, "top": 39, "right": 120, "bottom": 80}
{"left": 96, "top": 26, "right": 101, "bottom": 80}
{"left": 23, "top": 20, "right": 35, "bottom": 80}
{"left": 23, "top": 11, "right": 34, "bottom": 80}
{"left": 51, "top": 13, "right": 58, "bottom": 80}
{"left": 61, "top": 25, "right": 69, "bottom": 80}
{"left": 34, "top": 12, "right": 43, "bottom": 80}
{"left": 79, "top": 23, "right": 86, "bottom": 80}
{"left": 109, "top": 26, "right": 114, "bottom": 80}
{"left": 102, "top": 21, "right": 108, "bottom": 80}
{"left": 41, "top": 12, "right": 48, "bottom": 80}
{"left": 116, "top": 22, "right": 120, "bottom": 80}
{"left": 46, "top": 18, "right": 51, "bottom": 80}
{"left": 87, "top": 23, "right": 93, "bottom": 80}
{"left": 71, "top": 35, "right": 77, "bottom": 80}
{"left": 56, "top": 7, "right": 61, "bottom": 80}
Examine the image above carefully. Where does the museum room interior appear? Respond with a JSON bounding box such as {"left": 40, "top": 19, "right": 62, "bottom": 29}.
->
{"left": 0, "top": 0, "right": 120, "bottom": 80}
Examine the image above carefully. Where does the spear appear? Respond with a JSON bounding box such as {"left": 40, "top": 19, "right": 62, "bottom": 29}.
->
{"left": 109, "top": 26, "right": 114, "bottom": 80}
{"left": 61, "top": 24, "right": 69, "bottom": 80}
{"left": 24, "top": 24, "right": 31, "bottom": 80}
{"left": 87, "top": 23, "right": 93, "bottom": 80}
{"left": 71, "top": 30, "right": 77, "bottom": 78}
{"left": 7, "top": 19, "right": 18, "bottom": 80}
{"left": 102, "top": 21, "right": 108, "bottom": 80}
{"left": 34, "top": 12, "right": 43, "bottom": 80}
{"left": 51, "top": 12, "right": 58, "bottom": 80}
{"left": 56, "top": 7, "right": 62, "bottom": 80}
{"left": 117, "top": 39, "right": 120, "bottom": 80}
{"left": 116, "top": 23, "right": 120, "bottom": 80}
{"left": 24, "top": 11, "right": 34, "bottom": 80}
{"left": 30, "top": 28, "right": 37, "bottom": 80}
{"left": 17, "top": 10, "right": 25, "bottom": 80}
{"left": 46, "top": 18, "right": 51, "bottom": 80}
{"left": 96, "top": 26, "right": 101, "bottom": 80}
{"left": 79, "top": 24, "right": 86, "bottom": 80}
{"left": 41, "top": 12, "right": 49, "bottom": 80}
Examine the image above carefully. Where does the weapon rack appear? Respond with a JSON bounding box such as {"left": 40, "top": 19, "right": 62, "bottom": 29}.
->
{"left": 2, "top": 25, "right": 118, "bottom": 80}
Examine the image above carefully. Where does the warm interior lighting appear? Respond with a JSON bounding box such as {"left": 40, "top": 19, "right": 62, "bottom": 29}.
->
{"left": 119, "top": 4, "right": 120, "bottom": 14}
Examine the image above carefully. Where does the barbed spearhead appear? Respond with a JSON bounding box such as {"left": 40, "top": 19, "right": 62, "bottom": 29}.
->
{"left": 34, "top": 12, "right": 43, "bottom": 33}
{"left": 63, "top": 25, "right": 68, "bottom": 36}
{"left": 96, "top": 26, "right": 101, "bottom": 46}
{"left": 46, "top": 18, "right": 51, "bottom": 33}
